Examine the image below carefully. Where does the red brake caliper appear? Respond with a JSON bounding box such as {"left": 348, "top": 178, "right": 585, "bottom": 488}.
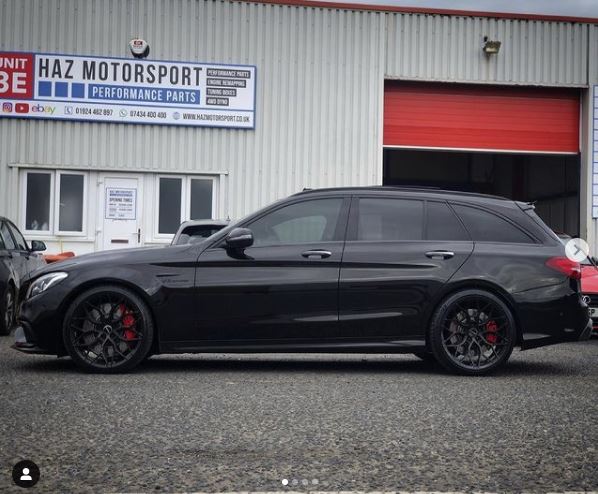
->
{"left": 486, "top": 320, "right": 498, "bottom": 344}
{"left": 119, "top": 304, "right": 137, "bottom": 341}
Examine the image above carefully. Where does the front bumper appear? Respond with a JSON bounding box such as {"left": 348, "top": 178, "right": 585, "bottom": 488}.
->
{"left": 12, "top": 324, "right": 53, "bottom": 354}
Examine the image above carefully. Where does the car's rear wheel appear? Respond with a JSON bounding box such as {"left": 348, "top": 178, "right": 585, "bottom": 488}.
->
{"left": 63, "top": 285, "right": 154, "bottom": 373}
{"left": 429, "top": 289, "right": 516, "bottom": 376}
{"left": 0, "top": 285, "right": 16, "bottom": 336}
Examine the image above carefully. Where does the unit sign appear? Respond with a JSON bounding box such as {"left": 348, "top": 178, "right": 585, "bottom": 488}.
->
{"left": 105, "top": 188, "right": 137, "bottom": 220}
{"left": 0, "top": 52, "right": 255, "bottom": 129}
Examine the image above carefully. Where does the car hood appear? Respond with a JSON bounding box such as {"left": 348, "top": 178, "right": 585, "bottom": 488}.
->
{"left": 29, "top": 244, "right": 200, "bottom": 279}
{"left": 581, "top": 265, "right": 598, "bottom": 294}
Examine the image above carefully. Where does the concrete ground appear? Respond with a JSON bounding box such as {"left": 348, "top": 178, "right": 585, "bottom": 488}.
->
{"left": 1, "top": 335, "right": 597, "bottom": 493}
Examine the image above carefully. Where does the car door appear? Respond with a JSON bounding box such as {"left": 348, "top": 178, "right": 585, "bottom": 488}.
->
{"left": 184, "top": 196, "right": 350, "bottom": 344}
{"left": 0, "top": 221, "right": 26, "bottom": 285}
{"left": 5, "top": 221, "right": 42, "bottom": 278}
{"left": 0, "top": 224, "right": 16, "bottom": 301}
{"left": 339, "top": 197, "right": 474, "bottom": 340}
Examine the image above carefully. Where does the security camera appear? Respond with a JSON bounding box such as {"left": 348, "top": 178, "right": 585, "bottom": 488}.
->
{"left": 129, "top": 38, "right": 150, "bottom": 59}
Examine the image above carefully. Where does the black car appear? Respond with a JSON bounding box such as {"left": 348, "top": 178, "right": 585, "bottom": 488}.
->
{"left": 0, "top": 217, "right": 46, "bottom": 335}
{"left": 13, "top": 187, "right": 592, "bottom": 375}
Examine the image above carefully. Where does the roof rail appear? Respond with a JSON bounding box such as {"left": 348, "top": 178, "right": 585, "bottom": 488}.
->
{"left": 293, "top": 185, "right": 509, "bottom": 201}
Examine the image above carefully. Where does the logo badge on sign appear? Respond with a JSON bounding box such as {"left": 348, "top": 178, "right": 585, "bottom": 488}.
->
{"left": 2, "top": 102, "right": 12, "bottom": 112}
{"left": 15, "top": 103, "right": 29, "bottom": 113}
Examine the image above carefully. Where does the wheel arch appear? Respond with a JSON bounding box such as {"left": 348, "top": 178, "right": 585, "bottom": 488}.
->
{"left": 424, "top": 279, "right": 523, "bottom": 347}
{"left": 58, "top": 278, "right": 160, "bottom": 355}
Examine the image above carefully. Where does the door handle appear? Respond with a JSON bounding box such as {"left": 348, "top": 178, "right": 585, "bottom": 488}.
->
{"left": 137, "top": 228, "right": 141, "bottom": 243}
{"left": 425, "top": 250, "right": 455, "bottom": 260}
{"left": 302, "top": 249, "right": 332, "bottom": 259}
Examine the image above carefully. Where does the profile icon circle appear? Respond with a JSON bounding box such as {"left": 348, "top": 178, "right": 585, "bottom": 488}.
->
{"left": 12, "top": 460, "right": 40, "bottom": 488}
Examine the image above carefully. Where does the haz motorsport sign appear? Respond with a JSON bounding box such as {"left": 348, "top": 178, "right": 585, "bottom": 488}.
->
{"left": 0, "top": 51, "right": 256, "bottom": 129}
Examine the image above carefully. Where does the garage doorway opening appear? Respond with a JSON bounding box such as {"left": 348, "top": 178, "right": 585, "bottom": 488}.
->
{"left": 383, "top": 149, "right": 580, "bottom": 237}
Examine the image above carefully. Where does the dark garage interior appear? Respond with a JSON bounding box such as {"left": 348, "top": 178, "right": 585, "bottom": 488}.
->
{"left": 383, "top": 149, "right": 580, "bottom": 237}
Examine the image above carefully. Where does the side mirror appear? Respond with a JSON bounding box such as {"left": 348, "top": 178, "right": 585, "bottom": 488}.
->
{"left": 225, "top": 228, "right": 254, "bottom": 250}
{"left": 30, "top": 240, "right": 47, "bottom": 252}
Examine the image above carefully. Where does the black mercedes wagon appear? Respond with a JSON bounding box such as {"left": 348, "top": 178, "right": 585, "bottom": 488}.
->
{"left": 13, "top": 187, "right": 592, "bottom": 375}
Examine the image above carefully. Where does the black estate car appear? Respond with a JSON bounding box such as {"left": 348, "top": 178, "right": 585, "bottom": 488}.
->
{"left": 13, "top": 187, "right": 592, "bottom": 375}
{"left": 0, "top": 217, "right": 46, "bottom": 335}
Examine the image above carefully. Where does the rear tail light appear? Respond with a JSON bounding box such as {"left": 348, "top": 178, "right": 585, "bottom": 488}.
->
{"left": 545, "top": 257, "right": 581, "bottom": 279}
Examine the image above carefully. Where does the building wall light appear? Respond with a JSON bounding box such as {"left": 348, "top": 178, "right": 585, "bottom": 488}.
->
{"left": 483, "top": 36, "right": 501, "bottom": 55}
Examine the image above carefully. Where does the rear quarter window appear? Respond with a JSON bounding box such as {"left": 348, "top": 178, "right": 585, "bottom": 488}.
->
{"left": 426, "top": 201, "right": 469, "bottom": 241}
{"left": 451, "top": 204, "right": 535, "bottom": 243}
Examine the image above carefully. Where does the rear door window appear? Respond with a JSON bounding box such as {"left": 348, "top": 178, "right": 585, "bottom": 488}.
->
{"left": 356, "top": 198, "right": 424, "bottom": 241}
{"left": 451, "top": 204, "right": 534, "bottom": 243}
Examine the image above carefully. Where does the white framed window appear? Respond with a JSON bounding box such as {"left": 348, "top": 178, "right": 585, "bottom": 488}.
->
{"left": 21, "top": 169, "right": 88, "bottom": 236}
{"left": 154, "top": 175, "right": 217, "bottom": 238}
{"left": 57, "top": 171, "right": 87, "bottom": 235}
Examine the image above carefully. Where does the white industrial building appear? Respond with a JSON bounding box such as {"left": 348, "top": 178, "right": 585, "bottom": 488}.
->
{"left": 1, "top": 0, "right": 597, "bottom": 254}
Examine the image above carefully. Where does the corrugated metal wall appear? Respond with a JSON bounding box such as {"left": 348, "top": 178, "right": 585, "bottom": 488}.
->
{"left": 0, "top": 0, "right": 594, "bottom": 228}
{"left": 386, "top": 13, "right": 588, "bottom": 86}
{"left": 0, "top": 0, "right": 385, "bottom": 220}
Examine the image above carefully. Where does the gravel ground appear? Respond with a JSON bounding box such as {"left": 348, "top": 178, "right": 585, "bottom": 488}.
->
{"left": 1, "top": 335, "right": 597, "bottom": 493}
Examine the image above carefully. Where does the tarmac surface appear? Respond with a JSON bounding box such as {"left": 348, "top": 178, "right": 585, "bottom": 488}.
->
{"left": 1, "top": 335, "right": 597, "bottom": 493}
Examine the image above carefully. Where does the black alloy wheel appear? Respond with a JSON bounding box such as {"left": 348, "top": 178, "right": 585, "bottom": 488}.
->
{"left": 429, "top": 289, "right": 516, "bottom": 375}
{"left": 0, "top": 286, "right": 15, "bottom": 335}
{"left": 63, "top": 285, "right": 154, "bottom": 373}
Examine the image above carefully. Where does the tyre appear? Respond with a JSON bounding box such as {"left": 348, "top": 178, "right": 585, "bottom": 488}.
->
{"left": 429, "top": 289, "right": 516, "bottom": 376}
{"left": 62, "top": 285, "right": 154, "bottom": 373}
{"left": 412, "top": 351, "right": 436, "bottom": 363}
{"left": 0, "top": 285, "right": 16, "bottom": 336}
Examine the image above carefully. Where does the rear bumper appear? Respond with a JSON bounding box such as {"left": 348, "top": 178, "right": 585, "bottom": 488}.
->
{"left": 579, "top": 319, "right": 593, "bottom": 341}
{"left": 516, "top": 283, "right": 591, "bottom": 350}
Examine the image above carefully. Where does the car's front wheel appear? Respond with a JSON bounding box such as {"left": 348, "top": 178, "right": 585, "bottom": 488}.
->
{"left": 0, "top": 285, "right": 16, "bottom": 336}
{"left": 63, "top": 285, "right": 154, "bottom": 373}
{"left": 429, "top": 289, "right": 516, "bottom": 376}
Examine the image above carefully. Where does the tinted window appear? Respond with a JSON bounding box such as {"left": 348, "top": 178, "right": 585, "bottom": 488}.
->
{"left": 59, "top": 174, "right": 84, "bottom": 232}
{"left": 0, "top": 222, "right": 16, "bottom": 250}
{"left": 426, "top": 202, "right": 469, "bottom": 241}
{"left": 158, "top": 178, "right": 182, "bottom": 234}
{"left": 357, "top": 198, "right": 424, "bottom": 241}
{"left": 7, "top": 223, "right": 27, "bottom": 250}
{"left": 249, "top": 198, "right": 343, "bottom": 246}
{"left": 25, "top": 172, "right": 51, "bottom": 231}
{"left": 190, "top": 179, "right": 213, "bottom": 220}
{"left": 452, "top": 204, "right": 534, "bottom": 243}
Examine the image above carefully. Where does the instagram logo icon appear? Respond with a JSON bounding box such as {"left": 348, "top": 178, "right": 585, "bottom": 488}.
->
{"left": 2, "top": 102, "right": 13, "bottom": 113}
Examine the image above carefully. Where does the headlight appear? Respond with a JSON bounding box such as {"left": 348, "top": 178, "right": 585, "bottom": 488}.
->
{"left": 27, "top": 272, "right": 68, "bottom": 299}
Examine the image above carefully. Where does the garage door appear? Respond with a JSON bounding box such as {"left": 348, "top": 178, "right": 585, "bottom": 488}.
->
{"left": 384, "top": 82, "right": 580, "bottom": 154}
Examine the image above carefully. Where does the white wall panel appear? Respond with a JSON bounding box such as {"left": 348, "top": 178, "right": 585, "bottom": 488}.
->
{"left": 0, "top": 0, "right": 595, "bottom": 251}
{"left": 386, "top": 13, "right": 588, "bottom": 86}
{"left": 0, "top": 0, "right": 385, "bottom": 222}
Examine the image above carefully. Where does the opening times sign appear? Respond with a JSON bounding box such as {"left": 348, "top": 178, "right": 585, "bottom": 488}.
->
{"left": 0, "top": 51, "right": 256, "bottom": 129}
